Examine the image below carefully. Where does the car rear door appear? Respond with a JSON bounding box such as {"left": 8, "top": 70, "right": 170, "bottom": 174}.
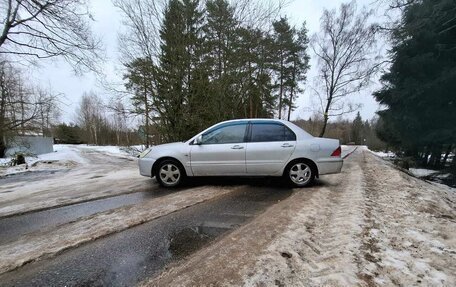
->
{"left": 190, "top": 122, "right": 248, "bottom": 176}
{"left": 246, "top": 122, "right": 296, "bottom": 175}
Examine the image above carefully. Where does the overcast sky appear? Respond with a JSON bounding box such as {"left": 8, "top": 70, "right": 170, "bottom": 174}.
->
{"left": 30, "top": 0, "right": 385, "bottom": 124}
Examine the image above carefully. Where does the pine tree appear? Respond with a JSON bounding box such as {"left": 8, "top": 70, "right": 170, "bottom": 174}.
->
{"left": 374, "top": 0, "right": 456, "bottom": 167}
{"left": 156, "top": 0, "right": 205, "bottom": 141}
{"left": 286, "top": 23, "right": 310, "bottom": 121}
{"left": 272, "top": 17, "right": 294, "bottom": 119}
{"left": 271, "top": 18, "right": 309, "bottom": 120}
{"left": 235, "top": 27, "right": 274, "bottom": 118}
{"left": 203, "top": 0, "right": 239, "bottom": 121}
{"left": 124, "top": 58, "right": 155, "bottom": 147}
{"left": 350, "top": 112, "right": 363, "bottom": 145}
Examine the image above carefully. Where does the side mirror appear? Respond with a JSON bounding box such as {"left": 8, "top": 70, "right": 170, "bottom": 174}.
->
{"left": 194, "top": 135, "right": 202, "bottom": 145}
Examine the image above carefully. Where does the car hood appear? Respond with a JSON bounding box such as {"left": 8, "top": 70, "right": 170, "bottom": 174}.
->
{"left": 147, "top": 142, "right": 188, "bottom": 157}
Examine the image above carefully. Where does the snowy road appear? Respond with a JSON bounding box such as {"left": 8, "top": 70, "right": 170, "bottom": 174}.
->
{"left": 0, "top": 145, "right": 455, "bottom": 286}
{"left": 0, "top": 145, "right": 153, "bottom": 218}
{"left": 0, "top": 181, "right": 293, "bottom": 286}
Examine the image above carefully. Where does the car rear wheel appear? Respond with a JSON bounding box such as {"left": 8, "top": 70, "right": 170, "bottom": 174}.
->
{"left": 156, "top": 160, "right": 185, "bottom": 187}
{"left": 286, "top": 161, "right": 315, "bottom": 187}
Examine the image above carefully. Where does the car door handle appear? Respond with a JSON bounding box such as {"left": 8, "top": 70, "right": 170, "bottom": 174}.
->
{"left": 281, "top": 143, "right": 294, "bottom": 148}
{"left": 231, "top": 145, "right": 244, "bottom": 149}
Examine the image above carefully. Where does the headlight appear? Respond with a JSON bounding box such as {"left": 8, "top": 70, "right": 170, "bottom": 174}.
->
{"left": 139, "top": 148, "right": 152, "bottom": 158}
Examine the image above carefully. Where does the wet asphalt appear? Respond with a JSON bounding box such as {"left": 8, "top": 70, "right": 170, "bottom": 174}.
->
{"left": 0, "top": 178, "right": 293, "bottom": 287}
{"left": 0, "top": 189, "right": 174, "bottom": 245}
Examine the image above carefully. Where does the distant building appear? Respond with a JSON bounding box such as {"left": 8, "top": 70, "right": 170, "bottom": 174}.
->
{"left": 5, "top": 135, "right": 53, "bottom": 157}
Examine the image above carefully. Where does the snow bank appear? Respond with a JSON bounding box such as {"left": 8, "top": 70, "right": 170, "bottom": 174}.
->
{"left": 0, "top": 144, "right": 140, "bottom": 176}
{"left": 409, "top": 168, "right": 439, "bottom": 177}
{"left": 369, "top": 150, "right": 396, "bottom": 158}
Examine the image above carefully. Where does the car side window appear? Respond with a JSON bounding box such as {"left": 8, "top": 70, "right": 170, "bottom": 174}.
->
{"left": 250, "top": 123, "right": 296, "bottom": 142}
{"left": 201, "top": 124, "right": 247, "bottom": 144}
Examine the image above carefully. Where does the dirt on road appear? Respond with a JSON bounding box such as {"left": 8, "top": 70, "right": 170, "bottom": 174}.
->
{"left": 145, "top": 148, "right": 456, "bottom": 286}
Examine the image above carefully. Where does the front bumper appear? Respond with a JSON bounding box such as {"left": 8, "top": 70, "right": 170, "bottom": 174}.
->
{"left": 138, "top": 157, "right": 156, "bottom": 177}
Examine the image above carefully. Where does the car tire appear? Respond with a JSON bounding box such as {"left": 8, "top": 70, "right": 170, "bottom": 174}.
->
{"left": 156, "top": 159, "right": 185, "bottom": 188}
{"left": 285, "top": 161, "right": 315, "bottom": 187}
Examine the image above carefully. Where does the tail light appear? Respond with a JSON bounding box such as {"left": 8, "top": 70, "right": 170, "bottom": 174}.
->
{"left": 331, "top": 146, "right": 341, "bottom": 157}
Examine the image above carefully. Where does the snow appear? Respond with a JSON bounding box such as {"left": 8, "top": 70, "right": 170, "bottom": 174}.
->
{"left": 409, "top": 168, "right": 439, "bottom": 177}
{"left": 0, "top": 144, "right": 140, "bottom": 177}
{"left": 435, "top": 173, "right": 451, "bottom": 179}
{"left": 39, "top": 145, "right": 87, "bottom": 163}
{"left": 369, "top": 149, "right": 396, "bottom": 158}
{"left": 0, "top": 144, "right": 148, "bottom": 217}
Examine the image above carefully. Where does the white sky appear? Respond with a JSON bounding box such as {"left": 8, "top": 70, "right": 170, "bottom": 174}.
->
{"left": 29, "top": 0, "right": 386, "bottom": 124}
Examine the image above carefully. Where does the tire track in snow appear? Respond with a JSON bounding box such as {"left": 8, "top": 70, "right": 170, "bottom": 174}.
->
{"left": 252, "top": 153, "right": 365, "bottom": 286}
{"left": 356, "top": 151, "right": 456, "bottom": 286}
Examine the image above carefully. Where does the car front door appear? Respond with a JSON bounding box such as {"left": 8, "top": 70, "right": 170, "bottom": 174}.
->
{"left": 246, "top": 122, "right": 296, "bottom": 175}
{"left": 190, "top": 122, "right": 248, "bottom": 176}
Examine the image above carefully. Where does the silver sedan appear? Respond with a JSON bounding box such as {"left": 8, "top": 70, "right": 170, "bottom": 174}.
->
{"left": 138, "top": 119, "right": 343, "bottom": 187}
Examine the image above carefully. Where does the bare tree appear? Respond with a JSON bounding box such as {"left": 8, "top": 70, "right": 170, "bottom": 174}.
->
{"left": 35, "top": 87, "right": 60, "bottom": 136}
{"left": 113, "top": 0, "right": 165, "bottom": 65}
{"left": 0, "top": 0, "right": 102, "bottom": 73}
{"left": 311, "top": 1, "right": 380, "bottom": 137}
{"left": 0, "top": 59, "right": 59, "bottom": 157}
{"left": 111, "top": 100, "right": 129, "bottom": 145}
{"left": 76, "top": 91, "right": 105, "bottom": 145}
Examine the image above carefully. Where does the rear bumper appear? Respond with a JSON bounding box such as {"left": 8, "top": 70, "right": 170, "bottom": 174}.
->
{"left": 317, "top": 158, "right": 343, "bottom": 175}
{"left": 138, "top": 157, "right": 156, "bottom": 177}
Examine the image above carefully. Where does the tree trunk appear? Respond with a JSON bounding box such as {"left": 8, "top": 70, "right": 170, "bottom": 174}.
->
{"left": 422, "top": 147, "right": 431, "bottom": 166}
{"left": 451, "top": 149, "right": 456, "bottom": 171}
{"left": 0, "top": 134, "right": 6, "bottom": 158}
{"left": 143, "top": 78, "right": 150, "bottom": 148}
{"left": 287, "top": 83, "right": 295, "bottom": 121}
{"left": 441, "top": 144, "right": 452, "bottom": 168}
{"left": 287, "top": 63, "right": 297, "bottom": 121}
{"left": 278, "top": 55, "right": 284, "bottom": 119}
{"left": 319, "top": 89, "right": 334, "bottom": 137}
{"left": 319, "top": 115, "right": 329, "bottom": 137}
{"left": 429, "top": 145, "right": 441, "bottom": 168}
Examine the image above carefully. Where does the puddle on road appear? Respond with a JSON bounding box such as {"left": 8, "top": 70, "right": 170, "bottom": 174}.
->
{"left": 168, "top": 226, "right": 229, "bottom": 258}
{"left": 168, "top": 227, "right": 211, "bottom": 258}
{"left": 166, "top": 186, "right": 293, "bottom": 260}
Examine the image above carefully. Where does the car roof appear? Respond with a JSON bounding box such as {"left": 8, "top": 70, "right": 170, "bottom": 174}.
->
{"left": 217, "top": 118, "right": 314, "bottom": 139}
{"left": 219, "top": 118, "right": 289, "bottom": 124}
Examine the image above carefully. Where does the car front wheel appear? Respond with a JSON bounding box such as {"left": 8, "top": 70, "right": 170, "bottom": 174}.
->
{"left": 156, "top": 160, "right": 185, "bottom": 187}
{"left": 286, "top": 161, "right": 315, "bottom": 187}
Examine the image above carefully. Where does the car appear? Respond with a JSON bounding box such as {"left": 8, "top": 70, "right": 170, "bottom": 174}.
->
{"left": 138, "top": 119, "right": 343, "bottom": 187}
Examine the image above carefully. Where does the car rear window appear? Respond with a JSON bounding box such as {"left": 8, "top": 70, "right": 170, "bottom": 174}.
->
{"left": 250, "top": 123, "right": 296, "bottom": 142}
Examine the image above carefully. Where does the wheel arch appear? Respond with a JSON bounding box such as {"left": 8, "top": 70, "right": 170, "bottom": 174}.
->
{"left": 152, "top": 156, "right": 187, "bottom": 178}
{"left": 283, "top": 157, "right": 319, "bottom": 178}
